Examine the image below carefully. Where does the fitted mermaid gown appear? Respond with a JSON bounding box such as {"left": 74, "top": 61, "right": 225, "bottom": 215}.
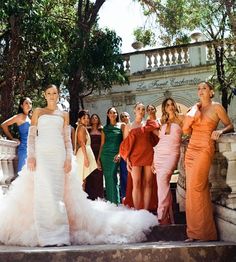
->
{"left": 17, "top": 119, "right": 31, "bottom": 172}
{"left": 0, "top": 114, "right": 157, "bottom": 247}
{"left": 153, "top": 123, "right": 182, "bottom": 224}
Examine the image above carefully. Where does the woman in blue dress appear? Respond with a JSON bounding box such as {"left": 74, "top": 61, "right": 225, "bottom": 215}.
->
{"left": 1, "top": 97, "right": 32, "bottom": 173}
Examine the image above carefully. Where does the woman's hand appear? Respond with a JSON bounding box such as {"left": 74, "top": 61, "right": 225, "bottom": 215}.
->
{"left": 151, "top": 162, "right": 156, "bottom": 174}
{"left": 27, "top": 157, "right": 36, "bottom": 172}
{"left": 127, "top": 158, "right": 132, "bottom": 173}
{"left": 64, "top": 159, "right": 72, "bottom": 174}
{"left": 84, "top": 157, "right": 89, "bottom": 168}
{"left": 211, "top": 130, "right": 223, "bottom": 140}
{"left": 12, "top": 138, "right": 20, "bottom": 146}
{"left": 97, "top": 159, "right": 102, "bottom": 170}
{"left": 113, "top": 154, "right": 120, "bottom": 163}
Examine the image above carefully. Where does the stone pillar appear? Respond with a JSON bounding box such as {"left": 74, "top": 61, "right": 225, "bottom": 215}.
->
{"left": 0, "top": 139, "right": 18, "bottom": 186}
{"left": 189, "top": 44, "right": 207, "bottom": 66}
{"left": 130, "top": 53, "right": 146, "bottom": 74}
{"left": 218, "top": 134, "right": 236, "bottom": 209}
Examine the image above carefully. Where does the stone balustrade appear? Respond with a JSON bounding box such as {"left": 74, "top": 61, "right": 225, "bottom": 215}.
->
{"left": 123, "top": 39, "right": 236, "bottom": 74}
{"left": 0, "top": 139, "right": 18, "bottom": 189}
{"left": 176, "top": 132, "right": 236, "bottom": 241}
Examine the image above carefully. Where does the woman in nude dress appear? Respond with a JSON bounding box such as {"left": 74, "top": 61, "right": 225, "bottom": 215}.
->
{"left": 153, "top": 98, "right": 183, "bottom": 224}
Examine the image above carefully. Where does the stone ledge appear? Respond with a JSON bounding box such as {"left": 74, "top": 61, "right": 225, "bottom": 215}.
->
{"left": 0, "top": 241, "right": 235, "bottom": 262}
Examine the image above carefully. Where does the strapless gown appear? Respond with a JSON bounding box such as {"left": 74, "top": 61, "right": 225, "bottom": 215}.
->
{"left": 153, "top": 123, "right": 182, "bottom": 224}
{"left": 184, "top": 110, "right": 217, "bottom": 240}
{"left": 74, "top": 126, "right": 97, "bottom": 183}
{"left": 17, "top": 119, "right": 30, "bottom": 172}
{"left": 0, "top": 115, "right": 157, "bottom": 247}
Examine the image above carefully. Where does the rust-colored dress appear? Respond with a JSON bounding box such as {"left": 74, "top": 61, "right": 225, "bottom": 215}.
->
{"left": 184, "top": 109, "right": 218, "bottom": 241}
{"left": 119, "top": 120, "right": 159, "bottom": 211}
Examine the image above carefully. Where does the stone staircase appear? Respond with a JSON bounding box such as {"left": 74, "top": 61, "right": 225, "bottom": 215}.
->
{"left": 0, "top": 179, "right": 235, "bottom": 262}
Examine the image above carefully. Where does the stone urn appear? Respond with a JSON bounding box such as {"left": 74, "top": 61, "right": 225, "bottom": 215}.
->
{"left": 131, "top": 41, "right": 144, "bottom": 51}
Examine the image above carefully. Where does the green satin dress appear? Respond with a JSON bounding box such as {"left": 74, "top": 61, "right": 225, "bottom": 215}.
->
{"left": 101, "top": 124, "right": 123, "bottom": 204}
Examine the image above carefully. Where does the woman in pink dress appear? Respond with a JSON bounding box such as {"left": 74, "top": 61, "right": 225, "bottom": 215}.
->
{"left": 153, "top": 98, "right": 184, "bottom": 224}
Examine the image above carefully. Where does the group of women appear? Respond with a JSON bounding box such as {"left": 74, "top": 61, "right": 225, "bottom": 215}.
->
{"left": 0, "top": 81, "right": 233, "bottom": 246}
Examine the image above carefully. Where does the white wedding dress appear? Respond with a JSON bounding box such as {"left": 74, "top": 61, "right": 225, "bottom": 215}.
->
{"left": 0, "top": 114, "right": 157, "bottom": 247}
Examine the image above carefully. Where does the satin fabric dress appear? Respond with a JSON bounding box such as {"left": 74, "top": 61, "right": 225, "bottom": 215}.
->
{"left": 74, "top": 126, "right": 97, "bottom": 183}
{"left": 0, "top": 114, "right": 157, "bottom": 246}
{"left": 120, "top": 120, "right": 159, "bottom": 211}
{"left": 100, "top": 124, "right": 123, "bottom": 204}
{"left": 17, "top": 118, "right": 31, "bottom": 172}
{"left": 85, "top": 133, "right": 104, "bottom": 200}
{"left": 184, "top": 109, "right": 218, "bottom": 241}
{"left": 153, "top": 123, "right": 182, "bottom": 224}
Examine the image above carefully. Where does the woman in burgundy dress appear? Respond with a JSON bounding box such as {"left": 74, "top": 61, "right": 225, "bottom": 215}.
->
{"left": 85, "top": 114, "right": 104, "bottom": 200}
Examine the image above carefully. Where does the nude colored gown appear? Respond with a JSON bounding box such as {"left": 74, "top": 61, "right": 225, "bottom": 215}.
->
{"left": 153, "top": 123, "right": 182, "bottom": 224}
{"left": 183, "top": 108, "right": 217, "bottom": 241}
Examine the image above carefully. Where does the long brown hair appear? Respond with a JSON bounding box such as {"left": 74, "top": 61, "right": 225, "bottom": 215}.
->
{"left": 161, "top": 98, "right": 179, "bottom": 124}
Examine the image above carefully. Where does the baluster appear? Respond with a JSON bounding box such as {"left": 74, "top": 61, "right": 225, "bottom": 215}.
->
{"left": 147, "top": 54, "right": 152, "bottom": 69}
{"left": 182, "top": 47, "right": 189, "bottom": 64}
{"left": 159, "top": 50, "right": 164, "bottom": 67}
{"left": 153, "top": 53, "right": 158, "bottom": 68}
{"left": 165, "top": 49, "right": 170, "bottom": 66}
{"left": 170, "top": 48, "right": 176, "bottom": 65}
{"left": 176, "top": 47, "right": 182, "bottom": 64}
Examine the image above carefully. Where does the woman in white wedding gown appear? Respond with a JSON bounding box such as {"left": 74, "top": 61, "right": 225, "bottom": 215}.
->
{"left": 0, "top": 84, "right": 157, "bottom": 247}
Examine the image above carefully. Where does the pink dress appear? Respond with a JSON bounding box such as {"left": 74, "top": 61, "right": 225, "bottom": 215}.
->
{"left": 153, "top": 123, "right": 182, "bottom": 224}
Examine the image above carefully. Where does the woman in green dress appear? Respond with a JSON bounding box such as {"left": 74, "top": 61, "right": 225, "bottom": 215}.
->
{"left": 98, "top": 107, "right": 125, "bottom": 204}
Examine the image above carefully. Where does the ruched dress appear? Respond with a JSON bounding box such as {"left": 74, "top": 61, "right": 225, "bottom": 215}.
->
{"left": 184, "top": 110, "right": 218, "bottom": 241}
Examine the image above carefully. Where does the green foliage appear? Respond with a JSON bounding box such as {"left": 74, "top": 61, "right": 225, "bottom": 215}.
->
{"left": 0, "top": 0, "right": 127, "bottom": 120}
{"left": 133, "top": 27, "right": 156, "bottom": 47}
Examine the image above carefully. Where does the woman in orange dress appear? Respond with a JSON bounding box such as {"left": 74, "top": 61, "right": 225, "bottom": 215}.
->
{"left": 183, "top": 81, "right": 234, "bottom": 242}
{"left": 120, "top": 102, "right": 159, "bottom": 210}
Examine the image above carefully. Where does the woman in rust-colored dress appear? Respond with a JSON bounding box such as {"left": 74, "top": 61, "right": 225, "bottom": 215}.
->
{"left": 183, "top": 81, "right": 234, "bottom": 242}
{"left": 86, "top": 114, "right": 104, "bottom": 200}
{"left": 120, "top": 102, "right": 159, "bottom": 211}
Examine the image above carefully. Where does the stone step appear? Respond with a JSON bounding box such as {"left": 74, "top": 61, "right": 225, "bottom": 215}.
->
{"left": 147, "top": 224, "right": 187, "bottom": 242}
{"left": 0, "top": 241, "right": 235, "bottom": 262}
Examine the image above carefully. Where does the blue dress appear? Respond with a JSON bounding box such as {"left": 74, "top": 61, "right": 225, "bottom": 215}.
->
{"left": 17, "top": 119, "right": 30, "bottom": 172}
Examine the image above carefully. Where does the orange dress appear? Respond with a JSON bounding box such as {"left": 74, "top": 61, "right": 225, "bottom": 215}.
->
{"left": 119, "top": 120, "right": 159, "bottom": 211}
{"left": 184, "top": 109, "right": 217, "bottom": 241}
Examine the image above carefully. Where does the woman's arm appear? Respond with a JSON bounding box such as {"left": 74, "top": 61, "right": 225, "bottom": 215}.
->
{"left": 63, "top": 111, "right": 72, "bottom": 173}
{"left": 211, "top": 104, "right": 234, "bottom": 140}
{"left": 1, "top": 115, "right": 20, "bottom": 141}
{"left": 97, "top": 130, "right": 105, "bottom": 170}
{"left": 27, "top": 108, "right": 40, "bottom": 172}
{"left": 77, "top": 125, "right": 89, "bottom": 168}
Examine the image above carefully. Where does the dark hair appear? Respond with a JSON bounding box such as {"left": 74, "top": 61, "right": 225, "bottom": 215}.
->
{"left": 17, "top": 97, "right": 32, "bottom": 114}
{"left": 90, "top": 113, "right": 102, "bottom": 127}
{"left": 161, "top": 97, "right": 179, "bottom": 124}
{"left": 44, "top": 84, "right": 59, "bottom": 92}
{"left": 198, "top": 81, "right": 215, "bottom": 98}
{"left": 78, "top": 109, "right": 90, "bottom": 120}
{"left": 106, "top": 107, "right": 119, "bottom": 125}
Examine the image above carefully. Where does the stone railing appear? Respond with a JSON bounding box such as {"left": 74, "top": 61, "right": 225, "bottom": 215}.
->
{"left": 123, "top": 39, "right": 236, "bottom": 74}
{"left": 0, "top": 139, "right": 18, "bottom": 190}
{"left": 176, "top": 133, "right": 236, "bottom": 242}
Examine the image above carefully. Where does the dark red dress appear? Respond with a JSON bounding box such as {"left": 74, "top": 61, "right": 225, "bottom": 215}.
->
{"left": 85, "top": 133, "right": 104, "bottom": 200}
